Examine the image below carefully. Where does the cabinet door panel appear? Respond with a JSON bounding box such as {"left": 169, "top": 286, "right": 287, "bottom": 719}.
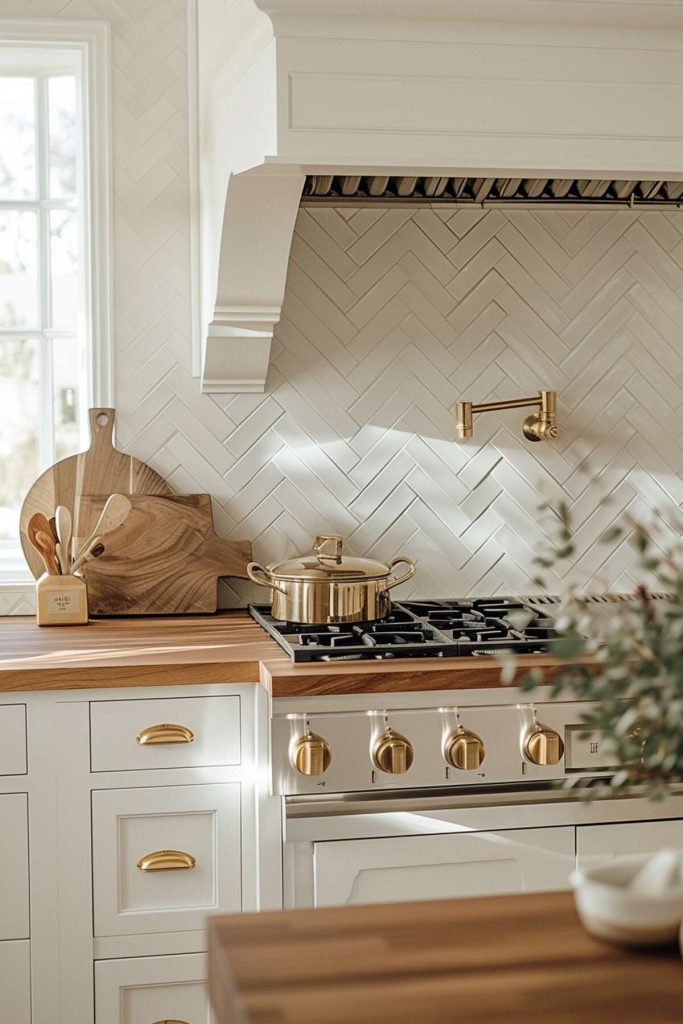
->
{"left": 577, "top": 819, "right": 683, "bottom": 866}
{"left": 93, "top": 784, "right": 241, "bottom": 936}
{"left": 0, "top": 793, "right": 29, "bottom": 939}
{"left": 0, "top": 939, "right": 30, "bottom": 1024}
{"left": 90, "top": 695, "right": 240, "bottom": 772}
{"left": 95, "top": 953, "right": 211, "bottom": 1024}
{"left": 0, "top": 705, "right": 27, "bottom": 775}
{"left": 314, "top": 827, "right": 574, "bottom": 907}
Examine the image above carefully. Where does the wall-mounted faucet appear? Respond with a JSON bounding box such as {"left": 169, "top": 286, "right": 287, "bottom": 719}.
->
{"left": 454, "top": 389, "right": 558, "bottom": 442}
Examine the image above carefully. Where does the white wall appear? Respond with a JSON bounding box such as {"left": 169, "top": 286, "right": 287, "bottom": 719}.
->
{"left": 1, "top": 2, "right": 681, "bottom": 611}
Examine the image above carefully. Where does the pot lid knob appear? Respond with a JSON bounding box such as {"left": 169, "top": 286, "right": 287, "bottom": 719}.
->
{"left": 314, "top": 533, "right": 344, "bottom": 564}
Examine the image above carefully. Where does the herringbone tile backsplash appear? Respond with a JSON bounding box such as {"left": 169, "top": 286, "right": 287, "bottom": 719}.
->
{"left": 218, "top": 205, "right": 683, "bottom": 604}
{"left": 2, "top": 1, "right": 682, "bottom": 614}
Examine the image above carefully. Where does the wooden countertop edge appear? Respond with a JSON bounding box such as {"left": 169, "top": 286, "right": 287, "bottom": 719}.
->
{"left": 261, "top": 654, "right": 576, "bottom": 696}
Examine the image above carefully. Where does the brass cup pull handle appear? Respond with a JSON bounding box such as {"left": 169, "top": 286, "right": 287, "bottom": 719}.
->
{"left": 136, "top": 723, "right": 194, "bottom": 745}
{"left": 137, "top": 850, "right": 196, "bottom": 872}
{"left": 246, "top": 562, "right": 287, "bottom": 595}
{"left": 385, "top": 556, "right": 416, "bottom": 591}
{"left": 151, "top": 1020, "right": 191, "bottom": 1024}
{"left": 313, "top": 533, "right": 344, "bottom": 564}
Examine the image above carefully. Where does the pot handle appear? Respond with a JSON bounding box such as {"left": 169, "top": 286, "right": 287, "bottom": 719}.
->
{"left": 246, "top": 562, "right": 287, "bottom": 595}
{"left": 385, "top": 556, "right": 416, "bottom": 591}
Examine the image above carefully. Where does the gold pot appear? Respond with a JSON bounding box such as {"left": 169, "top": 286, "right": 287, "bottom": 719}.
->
{"left": 246, "top": 533, "right": 416, "bottom": 624}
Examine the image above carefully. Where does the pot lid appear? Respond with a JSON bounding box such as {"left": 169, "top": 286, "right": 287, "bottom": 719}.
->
{"left": 267, "top": 534, "right": 392, "bottom": 582}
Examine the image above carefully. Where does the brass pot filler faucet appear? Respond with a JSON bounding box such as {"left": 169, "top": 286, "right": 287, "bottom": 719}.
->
{"left": 454, "top": 389, "right": 558, "bottom": 442}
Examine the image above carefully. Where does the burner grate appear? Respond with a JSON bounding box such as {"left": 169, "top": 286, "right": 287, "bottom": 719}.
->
{"left": 249, "top": 599, "right": 559, "bottom": 663}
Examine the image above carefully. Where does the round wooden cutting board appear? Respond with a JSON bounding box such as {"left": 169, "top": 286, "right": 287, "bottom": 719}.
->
{"left": 19, "top": 408, "right": 172, "bottom": 579}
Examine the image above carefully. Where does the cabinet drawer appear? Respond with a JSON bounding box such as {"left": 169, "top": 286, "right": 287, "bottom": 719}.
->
{"left": 0, "top": 939, "right": 31, "bottom": 1024}
{"left": 93, "top": 784, "right": 241, "bottom": 936}
{"left": 577, "top": 819, "right": 683, "bottom": 865}
{"left": 95, "top": 952, "right": 211, "bottom": 1024}
{"left": 0, "top": 704, "right": 27, "bottom": 775}
{"left": 90, "top": 695, "right": 240, "bottom": 772}
{"left": 0, "top": 793, "right": 29, "bottom": 939}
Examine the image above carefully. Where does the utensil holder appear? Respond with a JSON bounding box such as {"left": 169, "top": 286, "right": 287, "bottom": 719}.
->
{"left": 36, "top": 573, "right": 89, "bottom": 626}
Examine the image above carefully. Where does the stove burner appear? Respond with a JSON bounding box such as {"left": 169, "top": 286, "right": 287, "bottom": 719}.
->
{"left": 249, "top": 598, "right": 559, "bottom": 664}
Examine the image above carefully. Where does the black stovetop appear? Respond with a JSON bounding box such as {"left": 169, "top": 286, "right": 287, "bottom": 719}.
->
{"left": 249, "top": 598, "right": 558, "bottom": 663}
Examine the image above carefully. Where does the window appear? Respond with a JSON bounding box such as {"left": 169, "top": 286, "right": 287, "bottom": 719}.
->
{"left": 0, "top": 24, "right": 111, "bottom": 582}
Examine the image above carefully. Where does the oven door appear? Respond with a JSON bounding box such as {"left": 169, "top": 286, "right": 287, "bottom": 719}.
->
{"left": 283, "top": 788, "right": 683, "bottom": 908}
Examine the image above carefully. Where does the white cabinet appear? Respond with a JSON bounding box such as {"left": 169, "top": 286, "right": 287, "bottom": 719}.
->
{"left": 577, "top": 819, "right": 683, "bottom": 866}
{"left": 92, "top": 783, "right": 242, "bottom": 936}
{"left": 313, "top": 827, "right": 575, "bottom": 907}
{"left": 0, "top": 793, "right": 30, "bottom": 940}
{"left": 90, "top": 695, "right": 241, "bottom": 772}
{"left": 0, "top": 939, "right": 31, "bottom": 1024}
{"left": 95, "top": 953, "right": 212, "bottom": 1024}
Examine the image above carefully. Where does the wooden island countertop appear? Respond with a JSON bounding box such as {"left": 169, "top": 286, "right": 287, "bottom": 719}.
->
{"left": 209, "top": 891, "right": 683, "bottom": 1024}
{"left": 0, "top": 612, "right": 564, "bottom": 695}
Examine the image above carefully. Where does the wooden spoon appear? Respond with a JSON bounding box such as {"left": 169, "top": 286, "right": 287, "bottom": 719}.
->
{"left": 72, "top": 540, "right": 105, "bottom": 576}
{"left": 34, "top": 529, "right": 61, "bottom": 576}
{"left": 27, "top": 514, "right": 58, "bottom": 574}
{"left": 74, "top": 493, "right": 132, "bottom": 563}
{"left": 55, "top": 506, "right": 72, "bottom": 574}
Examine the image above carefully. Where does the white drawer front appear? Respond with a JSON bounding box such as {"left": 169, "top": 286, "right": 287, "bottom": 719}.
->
{"left": 0, "top": 793, "right": 29, "bottom": 939}
{"left": 93, "top": 784, "right": 241, "bottom": 936}
{"left": 0, "top": 705, "right": 27, "bottom": 775}
{"left": 577, "top": 819, "right": 683, "bottom": 865}
{"left": 90, "top": 695, "right": 240, "bottom": 772}
{"left": 95, "top": 952, "right": 211, "bottom": 1024}
{"left": 0, "top": 939, "right": 31, "bottom": 1024}
{"left": 314, "top": 827, "right": 575, "bottom": 907}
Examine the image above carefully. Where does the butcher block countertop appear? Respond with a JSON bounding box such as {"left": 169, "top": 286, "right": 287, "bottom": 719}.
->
{"left": 209, "top": 891, "right": 683, "bottom": 1024}
{"left": 0, "top": 612, "right": 564, "bottom": 694}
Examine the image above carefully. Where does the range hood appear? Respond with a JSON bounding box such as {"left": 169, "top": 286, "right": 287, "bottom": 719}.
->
{"left": 197, "top": 0, "right": 683, "bottom": 394}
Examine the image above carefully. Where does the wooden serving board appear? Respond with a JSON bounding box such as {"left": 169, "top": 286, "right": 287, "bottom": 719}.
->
{"left": 20, "top": 408, "right": 171, "bottom": 578}
{"left": 78, "top": 494, "right": 252, "bottom": 615}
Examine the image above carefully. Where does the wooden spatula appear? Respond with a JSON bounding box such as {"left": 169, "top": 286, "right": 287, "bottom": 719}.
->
{"left": 34, "top": 529, "right": 61, "bottom": 576}
{"left": 74, "top": 493, "right": 132, "bottom": 563}
{"left": 55, "top": 505, "right": 72, "bottom": 574}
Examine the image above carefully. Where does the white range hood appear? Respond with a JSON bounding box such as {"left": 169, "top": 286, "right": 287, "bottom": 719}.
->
{"left": 197, "top": 0, "right": 683, "bottom": 393}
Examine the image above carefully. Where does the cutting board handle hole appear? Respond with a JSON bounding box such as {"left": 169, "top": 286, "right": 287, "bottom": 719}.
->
{"left": 96, "top": 413, "right": 110, "bottom": 427}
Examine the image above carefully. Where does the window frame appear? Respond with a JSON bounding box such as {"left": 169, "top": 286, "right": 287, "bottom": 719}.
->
{"left": 0, "top": 19, "right": 112, "bottom": 588}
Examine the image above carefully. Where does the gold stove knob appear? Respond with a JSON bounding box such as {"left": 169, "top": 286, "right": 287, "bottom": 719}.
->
{"left": 291, "top": 731, "right": 332, "bottom": 776}
{"left": 525, "top": 726, "right": 564, "bottom": 766}
{"left": 373, "top": 728, "right": 414, "bottom": 774}
{"left": 444, "top": 729, "right": 485, "bottom": 771}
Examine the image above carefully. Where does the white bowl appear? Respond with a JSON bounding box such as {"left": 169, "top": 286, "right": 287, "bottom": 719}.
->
{"left": 571, "top": 855, "right": 683, "bottom": 947}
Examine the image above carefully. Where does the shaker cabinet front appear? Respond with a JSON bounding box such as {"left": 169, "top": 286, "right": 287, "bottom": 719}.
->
{"left": 92, "top": 783, "right": 242, "bottom": 936}
{"left": 95, "top": 953, "right": 212, "bottom": 1024}
{"left": 313, "top": 827, "right": 575, "bottom": 907}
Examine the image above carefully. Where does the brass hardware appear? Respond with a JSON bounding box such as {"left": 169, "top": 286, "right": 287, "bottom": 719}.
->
{"left": 454, "top": 389, "right": 557, "bottom": 442}
{"left": 150, "top": 1020, "right": 191, "bottom": 1024}
{"left": 136, "top": 723, "right": 194, "bottom": 745}
{"left": 525, "top": 726, "right": 565, "bottom": 766}
{"left": 291, "top": 731, "right": 332, "bottom": 776}
{"left": 444, "top": 729, "right": 485, "bottom": 771}
{"left": 373, "top": 728, "right": 414, "bottom": 774}
{"left": 137, "top": 850, "right": 196, "bottom": 872}
{"left": 313, "top": 533, "right": 344, "bottom": 563}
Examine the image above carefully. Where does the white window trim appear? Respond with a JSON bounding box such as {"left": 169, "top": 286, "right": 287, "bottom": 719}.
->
{"left": 0, "top": 18, "right": 113, "bottom": 595}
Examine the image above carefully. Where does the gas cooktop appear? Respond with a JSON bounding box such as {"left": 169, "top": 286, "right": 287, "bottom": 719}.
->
{"left": 249, "top": 598, "right": 558, "bottom": 663}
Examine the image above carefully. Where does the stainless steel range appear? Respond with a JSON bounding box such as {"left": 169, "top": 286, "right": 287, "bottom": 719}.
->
{"left": 252, "top": 595, "right": 683, "bottom": 909}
